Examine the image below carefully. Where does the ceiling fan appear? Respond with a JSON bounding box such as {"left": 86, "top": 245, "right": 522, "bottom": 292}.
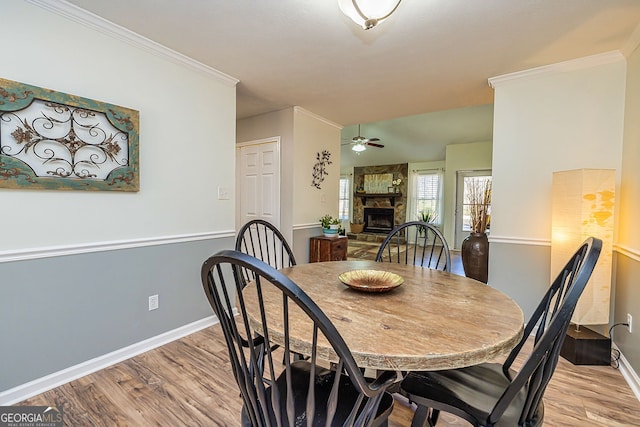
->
{"left": 342, "top": 124, "right": 384, "bottom": 152}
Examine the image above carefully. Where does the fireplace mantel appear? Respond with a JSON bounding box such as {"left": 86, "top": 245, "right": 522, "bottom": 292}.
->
{"left": 355, "top": 192, "right": 402, "bottom": 206}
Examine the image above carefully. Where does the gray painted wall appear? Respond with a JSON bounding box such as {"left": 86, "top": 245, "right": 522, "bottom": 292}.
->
{"left": 613, "top": 254, "right": 640, "bottom": 373}
{"left": 488, "top": 242, "right": 551, "bottom": 321}
{"left": 1, "top": 237, "right": 233, "bottom": 391}
{"left": 616, "top": 30, "right": 640, "bottom": 379}
{"left": 292, "top": 226, "right": 324, "bottom": 264}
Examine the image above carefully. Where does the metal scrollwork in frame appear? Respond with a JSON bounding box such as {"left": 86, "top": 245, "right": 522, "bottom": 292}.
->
{"left": 311, "top": 150, "right": 332, "bottom": 189}
{"left": 0, "top": 77, "right": 139, "bottom": 191}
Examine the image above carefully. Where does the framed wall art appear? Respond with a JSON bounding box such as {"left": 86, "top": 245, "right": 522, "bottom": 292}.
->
{"left": 363, "top": 173, "right": 392, "bottom": 194}
{"left": 0, "top": 77, "right": 139, "bottom": 191}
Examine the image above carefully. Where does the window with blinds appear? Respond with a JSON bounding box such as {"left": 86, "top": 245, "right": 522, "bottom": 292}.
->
{"left": 339, "top": 177, "right": 350, "bottom": 220}
{"left": 414, "top": 170, "right": 443, "bottom": 225}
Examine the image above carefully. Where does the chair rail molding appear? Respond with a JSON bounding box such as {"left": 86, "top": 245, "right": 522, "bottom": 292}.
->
{"left": 615, "top": 244, "right": 640, "bottom": 263}
{"left": 488, "top": 237, "right": 637, "bottom": 261}
{"left": 0, "top": 230, "right": 235, "bottom": 263}
{"left": 293, "top": 223, "right": 323, "bottom": 230}
{"left": 488, "top": 235, "right": 551, "bottom": 246}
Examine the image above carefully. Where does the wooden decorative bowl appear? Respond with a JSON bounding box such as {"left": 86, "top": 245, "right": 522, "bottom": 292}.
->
{"left": 338, "top": 270, "right": 404, "bottom": 293}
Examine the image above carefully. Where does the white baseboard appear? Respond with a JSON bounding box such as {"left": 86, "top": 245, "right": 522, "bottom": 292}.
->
{"left": 0, "top": 316, "right": 218, "bottom": 405}
{"left": 613, "top": 342, "right": 640, "bottom": 402}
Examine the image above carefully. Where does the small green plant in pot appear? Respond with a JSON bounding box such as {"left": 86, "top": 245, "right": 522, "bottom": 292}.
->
{"left": 417, "top": 208, "right": 437, "bottom": 236}
{"left": 320, "top": 214, "right": 341, "bottom": 237}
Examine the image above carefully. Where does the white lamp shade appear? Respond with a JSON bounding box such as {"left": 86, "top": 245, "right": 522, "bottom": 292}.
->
{"left": 551, "top": 169, "right": 615, "bottom": 325}
{"left": 338, "top": 0, "right": 401, "bottom": 29}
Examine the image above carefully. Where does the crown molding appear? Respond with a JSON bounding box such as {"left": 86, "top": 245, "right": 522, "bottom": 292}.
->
{"left": 488, "top": 51, "right": 625, "bottom": 88}
{"left": 622, "top": 21, "right": 640, "bottom": 58}
{"left": 294, "top": 106, "right": 343, "bottom": 130}
{"left": 25, "top": 0, "right": 239, "bottom": 87}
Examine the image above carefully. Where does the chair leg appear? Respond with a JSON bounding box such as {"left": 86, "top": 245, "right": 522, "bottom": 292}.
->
{"left": 411, "top": 404, "right": 430, "bottom": 427}
{"left": 429, "top": 409, "right": 440, "bottom": 426}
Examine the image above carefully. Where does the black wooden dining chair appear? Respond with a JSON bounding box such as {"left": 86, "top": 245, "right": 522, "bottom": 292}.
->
{"left": 235, "top": 219, "right": 297, "bottom": 284}
{"left": 400, "top": 237, "right": 602, "bottom": 427}
{"left": 201, "top": 249, "right": 397, "bottom": 427}
{"left": 375, "top": 221, "right": 451, "bottom": 272}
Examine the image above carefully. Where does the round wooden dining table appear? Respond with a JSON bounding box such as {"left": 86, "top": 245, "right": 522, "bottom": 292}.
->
{"left": 243, "top": 260, "right": 524, "bottom": 371}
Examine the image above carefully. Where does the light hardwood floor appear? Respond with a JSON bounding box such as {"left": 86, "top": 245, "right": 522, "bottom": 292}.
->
{"left": 16, "top": 239, "right": 640, "bottom": 425}
{"left": 17, "top": 325, "right": 640, "bottom": 426}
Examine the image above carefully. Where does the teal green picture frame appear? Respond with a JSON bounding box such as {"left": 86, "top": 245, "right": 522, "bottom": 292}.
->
{"left": 0, "top": 77, "right": 139, "bottom": 191}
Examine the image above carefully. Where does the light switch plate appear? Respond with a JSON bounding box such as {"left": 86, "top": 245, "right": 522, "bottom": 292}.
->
{"left": 217, "top": 186, "right": 230, "bottom": 200}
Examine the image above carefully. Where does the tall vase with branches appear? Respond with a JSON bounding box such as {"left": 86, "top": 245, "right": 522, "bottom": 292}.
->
{"left": 462, "top": 178, "right": 492, "bottom": 283}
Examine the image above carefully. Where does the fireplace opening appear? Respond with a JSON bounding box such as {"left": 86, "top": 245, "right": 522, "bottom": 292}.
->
{"left": 364, "top": 207, "right": 394, "bottom": 234}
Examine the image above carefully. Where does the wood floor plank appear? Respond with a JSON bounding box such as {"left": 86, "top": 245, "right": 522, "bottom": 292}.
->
{"left": 17, "top": 246, "right": 640, "bottom": 425}
{"left": 17, "top": 325, "right": 640, "bottom": 426}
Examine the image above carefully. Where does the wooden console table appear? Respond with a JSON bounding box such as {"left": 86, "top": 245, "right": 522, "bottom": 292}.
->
{"left": 309, "top": 235, "right": 348, "bottom": 263}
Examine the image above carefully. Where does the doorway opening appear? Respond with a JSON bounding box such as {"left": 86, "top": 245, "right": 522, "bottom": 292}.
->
{"left": 454, "top": 170, "right": 492, "bottom": 249}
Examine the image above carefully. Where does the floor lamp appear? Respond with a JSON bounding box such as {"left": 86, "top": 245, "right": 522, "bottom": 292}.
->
{"left": 551, "top": 169, "right": 615, "bottom": 365}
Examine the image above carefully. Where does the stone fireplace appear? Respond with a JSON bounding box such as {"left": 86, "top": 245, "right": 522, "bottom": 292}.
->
{"left": 363, "top": 207, "right": 395, "bottom": 234}
{"left": 351, "top": 163, "right": 408, "bottom": 237}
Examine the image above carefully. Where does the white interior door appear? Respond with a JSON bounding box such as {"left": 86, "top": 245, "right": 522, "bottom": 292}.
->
{"left": 454, "top": 170, "right": 492, "bottom": 249}
{"left": 237, "top": 138, "right": 281, "bottom": 229}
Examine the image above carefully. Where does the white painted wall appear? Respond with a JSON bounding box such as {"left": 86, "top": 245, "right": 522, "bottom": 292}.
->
{"left": 292, "top": 108, "right": 342, "bottom": 226}
{"left": 1, "top": 1, "right": 237, "bottom": 252}
{"left": 620, "top": 48, "right": 640, "bottom": 253}
{"left": 0, "top": 0, "right": 238, "bottom": 397}
{"left": 488, "top": 52, "right": 626, "bottom": 319}
{"left": 490, "top": 53, "right": 626, "bottom": 243}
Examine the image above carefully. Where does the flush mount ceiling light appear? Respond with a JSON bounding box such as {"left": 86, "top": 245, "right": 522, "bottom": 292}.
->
{"left": 339, "top": 0, "right": 402, "bottom": 30}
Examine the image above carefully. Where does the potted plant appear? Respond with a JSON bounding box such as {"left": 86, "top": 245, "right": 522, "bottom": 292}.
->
{"left": 416, "top": 208, "right": 437, "bottom": 235}
{"left": 461, "top": 178, "right": 492, "bottom": 283}
{"left": 320, "top": 214, "right": 341, "bottom": 237}
{"left": 392, "top": 177, "right": 402, "bottom": 193}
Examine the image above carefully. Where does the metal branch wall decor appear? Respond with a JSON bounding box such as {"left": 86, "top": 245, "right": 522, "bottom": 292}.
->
{"left": 0, "top": 78, "right": 139, "bottom": 191}
{"left": 311, "top": 150, "right": 332, "bottom": 189}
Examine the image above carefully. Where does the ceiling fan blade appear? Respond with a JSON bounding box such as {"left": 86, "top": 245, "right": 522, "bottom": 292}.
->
{"left": 366, "top": 142, "right": 385, "bottom": 148}
{"left": 368, "top": 137, "right": 380, "bottom": 142}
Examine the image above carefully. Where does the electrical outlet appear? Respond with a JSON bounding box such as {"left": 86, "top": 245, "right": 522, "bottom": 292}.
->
{"left": 149, "top": 294, "right": 159, "bottom": 311}
{"left": 628, "top": 313, "right": 633, "bottom": 333}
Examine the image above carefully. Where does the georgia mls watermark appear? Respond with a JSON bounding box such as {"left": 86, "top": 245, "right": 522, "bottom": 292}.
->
{"left": 0, "top": 406, "right": 63, "bottom": 427}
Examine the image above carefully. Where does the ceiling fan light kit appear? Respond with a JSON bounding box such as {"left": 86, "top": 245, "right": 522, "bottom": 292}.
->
{"left": 338, "top": 0, "right": 402, "bottom": 30}
{"left": 346, "top": 124, "right": 385, "bottom": 153}
{"left": 352, "top": 142, "right": 367, "bottom": 152}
